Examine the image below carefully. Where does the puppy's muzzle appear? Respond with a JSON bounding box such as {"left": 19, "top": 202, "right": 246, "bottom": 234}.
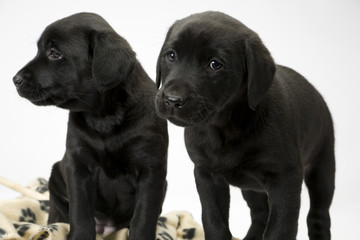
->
{"left": 162, "top": 82, "right": 189, "bottom": 109}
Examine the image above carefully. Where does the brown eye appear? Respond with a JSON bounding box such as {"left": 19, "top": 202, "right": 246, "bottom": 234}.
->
{"left": 209, "top": 59, "right": 223, "bottom": 70}
{"left": 48, "top": 48, "right": 62, "bottom": 60}
{"left": 166, "top": 50, "right": 176, "bottom": 62}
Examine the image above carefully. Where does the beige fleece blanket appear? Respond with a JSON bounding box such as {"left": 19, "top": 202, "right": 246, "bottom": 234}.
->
{"left": 0, "top": 177, "right": 239, "bottom": 240}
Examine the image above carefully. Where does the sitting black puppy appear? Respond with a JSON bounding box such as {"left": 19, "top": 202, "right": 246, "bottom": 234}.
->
{"left": 13, "top": 13, "right": 168, "bottom": 240}
{"left": 155, "top": 11, "right": 335, "bottom": 240}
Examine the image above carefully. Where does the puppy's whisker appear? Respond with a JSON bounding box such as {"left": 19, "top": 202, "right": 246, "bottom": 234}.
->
{"left": 70, "top": 93, "right": 92, "bottom": 106}
{"left": 193, "top": 106, "right": 209, "bottom": 123}
{"left": 41, "top": 92, "right": 47, "bottom": 102}
{"left": 40, "top": 89, "right": 54, "bottom": 102}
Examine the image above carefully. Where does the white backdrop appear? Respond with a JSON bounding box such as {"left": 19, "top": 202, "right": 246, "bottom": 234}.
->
{"left": 0, "top": 0, "right": 359, "bottom": 239}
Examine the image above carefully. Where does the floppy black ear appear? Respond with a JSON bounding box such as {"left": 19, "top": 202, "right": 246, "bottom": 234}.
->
{"left": 245, "top": 37, "right": 276, "bottom": 110}
{"left": 156, "top": 25, "right": 176, "bottom": 89}
{"left": 155, "top": 51, "right": 162, "bottom": 89}
{"left": 91, "top": 32, "right": 136, "bottom": 91}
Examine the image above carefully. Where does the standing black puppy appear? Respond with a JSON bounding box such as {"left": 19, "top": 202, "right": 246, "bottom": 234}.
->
{"left": 13, "top": 13, "right": 168, "bottom": 240}
{"left": 155, "top": 11, "right": 335, "bottom": 240}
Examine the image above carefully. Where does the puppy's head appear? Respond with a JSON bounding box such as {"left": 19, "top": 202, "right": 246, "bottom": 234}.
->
{"left": 155, "top": 11, "right": 275, "bottom": 127}
{"left": 13, "top": 13, "right": 136, "bottom": 111}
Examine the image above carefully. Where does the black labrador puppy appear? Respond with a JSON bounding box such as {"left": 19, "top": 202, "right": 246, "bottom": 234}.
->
{"left": 13, "top": 13, "right": 168, "bottom": 240}
{"left": 155, "top": 11, "right": 335, "bottom": 240}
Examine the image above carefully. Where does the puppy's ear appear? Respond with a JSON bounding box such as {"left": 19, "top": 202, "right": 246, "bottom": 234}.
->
{"left": 156, "top": 52, "right": 162, "bottom": 89}
{"left": 245, "top": 37, "right": 275, "bottom": 110}
{"left": 156, "top": 25, "right": 176, "bottom": 89}
{"left": 91, "top": 32, "right": 136, "bottom": 91}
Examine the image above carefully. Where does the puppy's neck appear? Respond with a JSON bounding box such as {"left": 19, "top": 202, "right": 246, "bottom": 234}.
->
{"left": 69, "top": 103, "right": 125, "bottom": 135}
{"left": 68, "top": 86, "right": 128, "bottom": 134}
{"left": 85, "top": 108, "right": 125, "bottom": 133}
{"left": 209, "top": 100, "right": 267, "bottom": 138}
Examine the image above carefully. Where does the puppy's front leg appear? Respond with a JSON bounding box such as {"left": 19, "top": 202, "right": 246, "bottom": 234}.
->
{"left": 65, "top": 153, "right": 96, "bottom": 240}
{"left": 128, "top": 165, "right": 167, "bottom": 240}
{"left": 264, "top": 174, "right": 302, "bottom": 240}
{"left": 194, "top": 167, "right": 232, "bottom": 240}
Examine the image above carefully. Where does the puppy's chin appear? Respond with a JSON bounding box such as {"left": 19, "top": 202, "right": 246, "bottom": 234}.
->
{"left": 167, "top": 116, "right": 192, "bottom": 127}
{"left": 156, "top": 101, "right": 216, "bottom": 127}
{"left": 17, "top": 89, "right": 53, "bottom": 106}
{"left": 156, "top": 110, "right": 194, "bottom": 127}
{"left": 18, "top": 87, "right": 97, "bottom": 112}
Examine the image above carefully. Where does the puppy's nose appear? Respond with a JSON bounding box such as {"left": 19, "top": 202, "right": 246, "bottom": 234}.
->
{"left": 164, "top": 93, "right": 186, "bottom": 108}
{"left": 13, "top": 75, "right": 24, "bottom": 87}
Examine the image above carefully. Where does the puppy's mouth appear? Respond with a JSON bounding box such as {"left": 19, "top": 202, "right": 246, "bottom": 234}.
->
{"left": 155, "top": 94, "right": 216, "bottom": 127}
{"left": 17, "top": 88, "right": 53, "bottom": 105}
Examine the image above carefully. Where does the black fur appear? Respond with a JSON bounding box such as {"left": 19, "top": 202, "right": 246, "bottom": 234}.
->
{"left": 155, "top": 11, "right": 335, "bottom": 240}
{"left": 13, "top": 13, "right": 168, "bottom": 240}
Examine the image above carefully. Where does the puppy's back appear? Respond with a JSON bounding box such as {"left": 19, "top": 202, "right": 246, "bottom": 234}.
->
{"left": 273, "top": 65, "right": 334, "bottom": 162}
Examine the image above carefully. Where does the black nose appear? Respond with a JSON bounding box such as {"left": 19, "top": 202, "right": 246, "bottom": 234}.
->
{"left": 13, "top": 75, "right": 24, "bottom": 87}
{"left": 164, "top": 93, "right": 186, "bottom": 108}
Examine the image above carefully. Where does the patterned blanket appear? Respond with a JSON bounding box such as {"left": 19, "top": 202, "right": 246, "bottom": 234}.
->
{"left": 0, "top": 178, "right": 239, "bottom": 240}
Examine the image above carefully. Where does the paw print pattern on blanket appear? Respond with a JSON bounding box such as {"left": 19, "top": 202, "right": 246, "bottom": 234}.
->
{"left": 35, "top": 178, "right": 49, "bottom": 193}
{"left": 19, "top": 208, "right": 36, "bottom": 223}
{"left": 16, "top": 224, "right": 30, "bottom": 237}
{"left": 155, "top": 213, "right": 203, "bottom": 240}
{"left": 157, "top": 217, "right": 174, "bottom": 240}
{"left": 48, "top": 224, "right": 59, "bottom": 233}
{"left": 182, "top": 228, "right": 195, "bottom": 239}
{"left": 157, "top": 231, "right": 174, "bottom": 240}
{"left": 0, "top": 227, "right": 6, "bottom": 237}
{"left": 157, "top": 217, "right": 167, "bottom": 229}
{"left": 39, "top": 200, "right": 50, "bottom": 213}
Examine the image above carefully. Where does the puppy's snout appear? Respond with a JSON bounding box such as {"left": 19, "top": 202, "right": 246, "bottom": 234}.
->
{"left": 164, "top": 93, "right": 186, "bottom": 108}
{"left": 162, "top": 81, "right": 190, "bottom": 109}
{"left": 13, "top": 75, "right": 24, "bottom": 87}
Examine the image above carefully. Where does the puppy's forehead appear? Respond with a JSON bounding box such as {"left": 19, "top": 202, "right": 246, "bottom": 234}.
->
{"left": 167, "top": 11, "right": 248, "bottom": 48}
{"left": 39, "top": 12, "right": 114, "bottom": 46}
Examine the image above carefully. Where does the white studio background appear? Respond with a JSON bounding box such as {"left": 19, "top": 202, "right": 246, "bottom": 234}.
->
{"left": 0, "top": 0, "right": 359, "bottom": 239}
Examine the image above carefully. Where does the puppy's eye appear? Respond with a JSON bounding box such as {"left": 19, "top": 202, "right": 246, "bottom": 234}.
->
{"left": 48, "top": 49, "right": 62, "bottom": 60}
{"left": 166, "top": 50, "right": 176, "bottom": 62}
{"left": 209, "top": 59, "right": 223, "bottom": 70}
